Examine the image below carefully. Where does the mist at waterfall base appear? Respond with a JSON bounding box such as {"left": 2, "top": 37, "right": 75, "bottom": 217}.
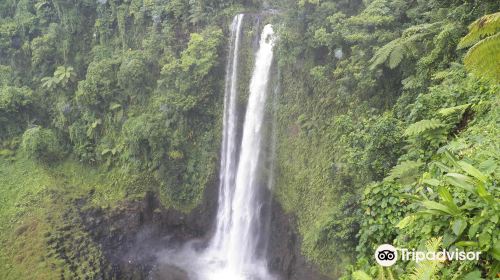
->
{"left": 155, "top": 16, "right": 277, "bottom": 280}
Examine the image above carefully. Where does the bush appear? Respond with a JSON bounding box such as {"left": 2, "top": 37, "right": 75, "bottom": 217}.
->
{"left": 22, "top": 127, "right": 64, "bottom": 163}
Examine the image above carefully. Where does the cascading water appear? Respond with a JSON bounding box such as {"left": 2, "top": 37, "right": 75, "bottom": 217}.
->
{"left": 198, "top": 18, "right": 276, "bottom": 280}
{"left": 224, "top": 21, "right": 275, "bottom": 273}
{"left": 209, "top": 13, "right": 244, "bottom": 255}
{"left": 210, "top": 22, "right": 276, "bottom": 279}
{"left": 157, "top": 15, "right": 276, "bottom": 280}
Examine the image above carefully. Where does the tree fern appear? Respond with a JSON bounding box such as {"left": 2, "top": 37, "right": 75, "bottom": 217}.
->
{"left": 458, "top": 12, "right": 500, "bottom": 83}
{"left": 388, "top": 44, "right": 404, "bottom": 69}
{"left": 53, "top": 66, "right": 76, "bottom": 85}
{"left": 402, "top": 22, "right": 442, "bottom": 37}
{"left": 404, "top": 119, "right": 448, "bottom": 146}
{"left": 41, "top": 76, "right": 58, "bottom": 90}
{"left": 370, "top": 22, "right": 442, "bottom": 69}
{"left": 370, "top": 38, "right": 402, "bottom": 70}
{"left": 463, "top": 32, "right": 500, "bottom": 83}
{"left": 458, "top": 12, "right": 500, "bottom": 49}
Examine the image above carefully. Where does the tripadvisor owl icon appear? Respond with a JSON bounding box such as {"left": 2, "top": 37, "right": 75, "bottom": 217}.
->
{"left": 375, "top": 244, "right": 397, "bottom": 267}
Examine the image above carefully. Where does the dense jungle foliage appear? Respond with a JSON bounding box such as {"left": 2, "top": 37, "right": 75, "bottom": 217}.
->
{"left": 273, "top": 0, "right": 500, "bottom": 279}
{"left": 0, "top": 0, "right": 499, "bottom": 279}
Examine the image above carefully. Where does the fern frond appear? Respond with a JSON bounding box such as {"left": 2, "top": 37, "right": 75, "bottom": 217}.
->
{"left": 386, "top": 268, "right": 396, "bottom": 280}
{"left": 388, "top": 45, "right": 404, "bottom": 69}
{"left": 438, "top": 104, "right": 470, "bottom": 116}
{"left": 370, "top": 39, "right": 401, "bottom": 69}
{"left": 463, "top": 32, "right": 500, "bottom": 83}
{"left": 410, "top": 237, "right": 444, "bottom": 280}
{"left": 426, "top": 236, "right": 442, "bottom": 252}
{"left": 402, "top": 75, "right": 423, "bottom": 90}
{"left": 371, "top": 22, "right": 442, "bottom": 70}
{"left": 458, "top": 12, "right": 500, "bottom": 49}
{"left": 404, "top": 119, "right": 446, "bottom": 137}
{"left": 387, "top": 160, "right": 423, "bottom": 183}
{"left": 402, "top": 22, "right": 441, "bottom": 35}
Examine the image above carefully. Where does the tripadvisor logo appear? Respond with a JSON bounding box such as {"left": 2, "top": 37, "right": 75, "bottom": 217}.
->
{"left": 375, "top": 244, "right": 481, "bottom": 267}
{"left": 375, "top": 244, "right": 397, "bottom": 267}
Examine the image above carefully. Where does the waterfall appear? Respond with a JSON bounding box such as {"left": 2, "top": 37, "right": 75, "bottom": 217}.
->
{"left": 201, "top": 20, "right": 276, "bottom": 280}
{"left": 223, "top": 22, "right": 275, "bottom": 274}
{"left": 210, "top": 13, "right": 244, "bottom": 254}
{"left": 156, "top": 15, "right": 276, "bottom": 280}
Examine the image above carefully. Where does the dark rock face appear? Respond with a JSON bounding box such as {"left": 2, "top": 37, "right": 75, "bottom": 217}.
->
{"left": 69, "top": 179, "right": 329, "bottom": 280}
{"left": 267, "top": 199, "right": 331, "bottom": 280}
{"left": 75, "top": 180, "right": 219, "bottom": 280}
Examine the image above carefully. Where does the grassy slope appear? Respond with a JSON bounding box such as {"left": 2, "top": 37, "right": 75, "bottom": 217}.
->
{"left": 0, "top": 154, "right": 147, "bottom": 279}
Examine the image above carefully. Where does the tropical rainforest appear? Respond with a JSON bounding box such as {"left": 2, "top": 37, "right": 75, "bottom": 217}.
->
{"left": 0, "top": 0, "right": 499, "bottom": 279}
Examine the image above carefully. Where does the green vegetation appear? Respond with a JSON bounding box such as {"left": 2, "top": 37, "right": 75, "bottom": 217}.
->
{"left": 0, "top": 0, "right": 499, "bottom": 279}
{"left": 22, "top": 127, "right": 64, "bottom": 163}
{"left": 0, "top": 0, "right": 246, "bottom": 277}
{"left": 0, "top": 154, "right": 140, "bottom": 279}
{"left": 274, "top": 0, "right": 499, "bottom": 278}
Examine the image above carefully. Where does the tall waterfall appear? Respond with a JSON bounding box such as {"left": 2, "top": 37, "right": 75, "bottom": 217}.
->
{"left": 157, "top": 15, "right": 276, "bottom": 280}
{"left": 210, "top": 13, "right": 244, "bottom": 254}
{"left": 223, "top": 22, "right": 275, "bottom": 273}
{"left": 202, "top": 19, "right": 276, "bottom": 280}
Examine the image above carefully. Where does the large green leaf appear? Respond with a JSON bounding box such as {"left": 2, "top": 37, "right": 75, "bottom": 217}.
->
{"left": 438, "top": 186, "right": 454, "bottom": 203}
{"left": 491, "top": 240, "right": 500, "bottom": 261}
{"left": 445, "top": 173, "right": 476, "bottom": 193}
{"left": 462, "top": 270, "right": 484, "bottom": 280}
{"left": 452, "top": 218, "right": 467, "bottom": 236}
{"left": 455, "top": 241, "right": 479, "bottom": 247}
{"left": 476, "top": 184, "right": 495, "bottom": 205}
{"left": 421, "top": 200, "right": 460, "bottom": 216}
{"left": 468, "top": 217, "right": 486, "bottom": 238}
{"left": 422, "top": 178, "right": 440, "bottom": 187}
{"left": 458, "top": 161, "right": 488, "bottom": 183}
{"left": 396, "top": 215, "right": 416, "bottom": 229}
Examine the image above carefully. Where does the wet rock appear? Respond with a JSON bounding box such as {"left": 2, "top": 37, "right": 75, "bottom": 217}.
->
{"left": 150, "top": 264, "right": 190, "bottom": 280}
